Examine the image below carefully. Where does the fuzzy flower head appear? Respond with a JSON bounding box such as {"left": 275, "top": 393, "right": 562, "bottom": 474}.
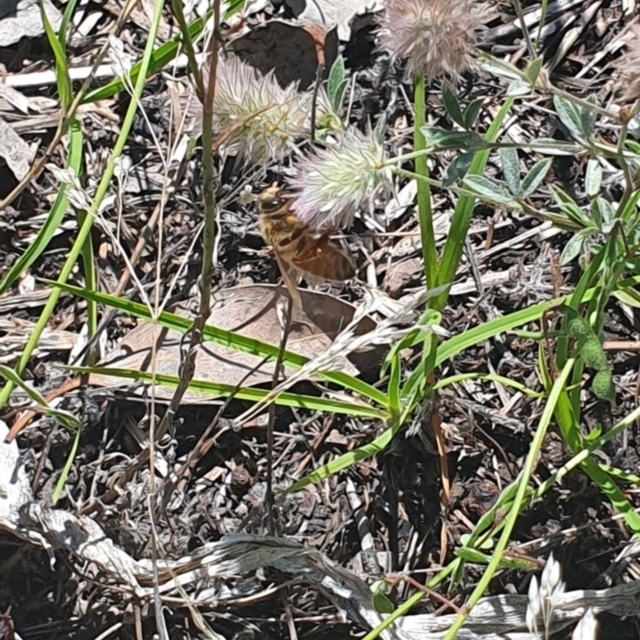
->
{"left": 287, "top": 128, "right": 393, "bottom": 231}
{"left": 377, "top": 0, "right": 493, "bottom": 83}
{"left": 214, "top": 56, "right": 323, "bottom": 163}
{"left": 615, "top": 24, "right": 640, "bottom": 103}
{"left": 185, "top": 55, "right": 329, "bottom": 164}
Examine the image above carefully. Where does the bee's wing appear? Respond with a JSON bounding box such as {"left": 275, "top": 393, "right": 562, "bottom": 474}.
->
{"left": 293, "top": 242, "right": 355, "bottom": 282}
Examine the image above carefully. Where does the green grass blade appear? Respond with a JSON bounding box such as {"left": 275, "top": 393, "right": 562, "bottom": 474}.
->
{"left": 83, "top": 13, "right": 209, "bottom": 103}
{"left": 432, "top": 372, "right": 543, "bottom": 398}
{"left": 39, "top": 0, "right": 72, "bottom": 109}
{"left": 413, "top": 73, "right": 437, "bottom": 289}
{"left": 0, "top": 0, "right": 165, "bottom": 409}
{"left": 287, "top": 418, "right": 406, "bottom": 493}
{"left": 0, "top": 119, "right": 84, "bottom": 294}
{"left": 52, "top": 425, "right": 82, "bottom": 505}
{"left": 67, "top": 366, "right": 388, "bottom": 419}
{"left": 433, "top": 97, "right": 514, "bottom": 310}
{"left": 0, "top": 365, "right": 80, "bottom": 431}
{"left": 58, "top": 0, "right": 80, "bottom": 50}
{"left": 46, "top": 281, "right": 390, "bottom": 407}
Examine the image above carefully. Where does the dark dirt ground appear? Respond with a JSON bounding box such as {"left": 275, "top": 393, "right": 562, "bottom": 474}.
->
{"left": 1, "top": 1, "right": 640, "bottom": 639}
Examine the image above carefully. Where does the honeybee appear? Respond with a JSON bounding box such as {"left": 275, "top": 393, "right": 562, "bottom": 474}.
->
{"left": 257, "top": 184, "right": 355, "bottom": 308}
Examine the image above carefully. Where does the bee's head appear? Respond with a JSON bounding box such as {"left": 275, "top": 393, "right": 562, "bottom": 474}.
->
{"left": 258, "top": 183, "right": 293, "bottom": 213}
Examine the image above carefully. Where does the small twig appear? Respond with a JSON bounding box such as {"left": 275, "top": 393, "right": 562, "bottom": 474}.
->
{"left": 161, "top": 354, "right": 273, "bottom": 508}
{"left": 170, "top": 0, "right": 206, "bottom": 100}
{"left": 310, "top": 62, "right": 324, "bottom": 143}
{"left": 266, "top": 295, "right": 294, "bottom": 535}
{"left": 385, "top": 574, "right": 461, "bottom": 614}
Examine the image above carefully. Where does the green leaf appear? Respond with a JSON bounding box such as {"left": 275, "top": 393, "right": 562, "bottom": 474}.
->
{"left": 525, "top": 57, "right": 543, "bottom": 85}
{"left": 327, "top": 55, "right": 348, "bottom": 115}
{"left": 585, "top": 158, "right": 602, "bottom": 198}
{"left": 422, "top": 127, "right": 489, "bottom": 151}
{"left": 455, "top": 548, "right": 536, "bottom": 571}
{"left": 58, "top": 0, "right": 80, "bottom": 49}
{"left": 549, "top": 185, "right": 591, "bottom": 227}
{"left": 625, "top": 139, "right": 640, "bottom": 154}
{"left": 442, "top": 152, "right": 474, "bottom": 186}
{"left": 506, "top": 79, "right": 531, "bottom": 97}
{"left": 520, "top": 159, "right": 552, "bottom": 199}
{"left": 39, "top": 0, "right": 71, "bottom": 109}
{"left": 387, "top": 353, "right": 401, "bottom": 414}
{"left": 585, "top": 424, "right": 603, "bottom": 442}
{"left": 287, "top": 416, "right": 401, "bottom": 493}
{"left": 619, "top": 188, "right": 640, "bottom": 226}
{"left": 463, "top": 98, "right": 483, "bottom": 130}
{"left": 442, "top": 85, "right": 464, "bottom": 127}
{"left": 581, "top": 94, "right": 598, "bottom": 139}
{"left": 597, "top": 196, "right": 615, "bottom": 229}
{"left": 0, "top": 365, "right": 80, "bottom": 431}
{"left": 560, "top": 232, "right": 585, "bottom": 266}
{"left": 613, "top": 287, "right": 640, "bottom": 309}
{"left": 527, "top": 139, "right": 583, "bottom": 156}
{"left": 0, "top": 120, "right": 83, "bottom": 294}
{"left": 53, "top": 426, "right": 81, "bottom": 505}
{"left": 553, "top": 94, "right": 585, "bottom": 139}
{"left": 590, "top": 198, "right": 603, "bottom": 228}
{"left": 499, "top": 143, "right": 520, "bottom": 196}
{"left": 371, "top": 582, "right": 395, "bottom": 614}
{"left": 463, "top": 175, "right": 513, "bottom": 204}
{"left": 580, "top": 337, "right": 608, "bottom": 371}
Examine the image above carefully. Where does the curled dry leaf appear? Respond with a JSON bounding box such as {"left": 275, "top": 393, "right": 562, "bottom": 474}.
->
{"left": 89, "top": 285, "right": 380, "bottom": 402}
{"left": 0, "top": 0, "right": 61, "bottom": 46}
{"left": 0, "top": 118, "right": 36, "bottom": 180}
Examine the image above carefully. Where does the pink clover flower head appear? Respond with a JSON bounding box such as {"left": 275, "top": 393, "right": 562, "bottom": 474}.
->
{"left": 211, "top": 55, "right": 324, "bottom": 163}
{"left": 377, "top": 0, "right": 493, "bottom": 83}
{"left": 288, "top": 128, "right": 392, "bottom": 231}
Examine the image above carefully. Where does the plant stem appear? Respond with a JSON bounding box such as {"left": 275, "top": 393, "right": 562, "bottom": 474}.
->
{"left": 153, "top": 1, "right": 222, "bottom": 444}
{"left": 413, "top": 72, "right": 438, "bottom": 290}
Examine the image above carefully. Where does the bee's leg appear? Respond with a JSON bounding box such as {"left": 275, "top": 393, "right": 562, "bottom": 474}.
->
{"left": 274, "top": 253, "right": 303, "bottom": 309}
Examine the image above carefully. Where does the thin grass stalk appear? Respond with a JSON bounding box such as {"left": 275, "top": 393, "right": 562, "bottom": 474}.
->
{"left": 152, "top": 0, "right": 222, "bottom": 444}
{"left": 510, "top": 0, "right": 536, "bottom": 59}
{"left": 413, "top": 72, "right": 438, "bottom": 290}
{"left": 42, "top": 4, "right": 98, "bottom": 352}
{"left": 41, "top": 0, "right": 97, "bottom": 344}
{"left": 266, "top": 299, "right": 293, "bottom": 534}
{"left": 0, "top": 0, "right": 165, "bottom": 408}
{"left": 412, "top": 73, "right": 444, "bottom": 513}
{"left": 77, "top": 205, "right": 98, "bottom": 362}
